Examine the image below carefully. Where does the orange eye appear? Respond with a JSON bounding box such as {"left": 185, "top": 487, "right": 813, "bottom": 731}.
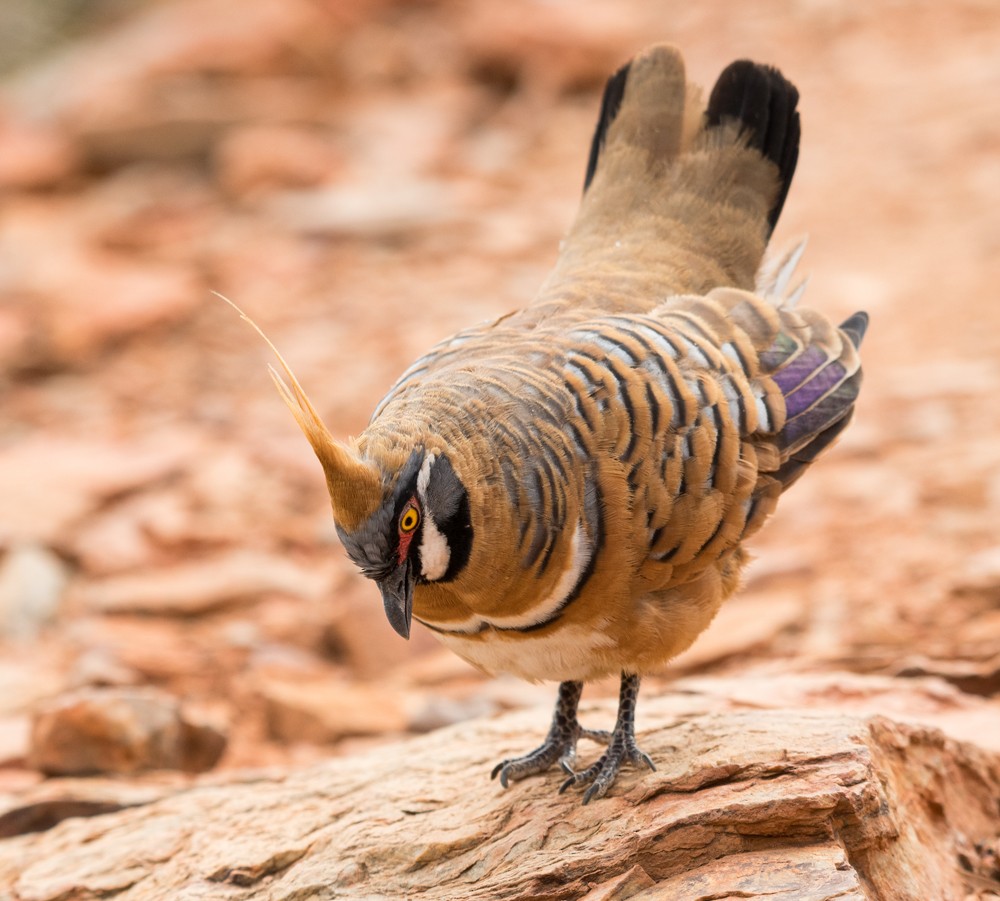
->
{"left": 399, "top": 505, "right": 420, "bottom": 533}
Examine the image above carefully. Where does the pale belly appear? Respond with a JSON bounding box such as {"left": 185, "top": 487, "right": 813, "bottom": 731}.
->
{"left": 431, "top": 620, "right": 621, "bottom": 683}
{"left": 414, "top": 555, "right": 743, "bottom": 682}
{"left": 421, "top": 569, "right": 732, "bottom": 683}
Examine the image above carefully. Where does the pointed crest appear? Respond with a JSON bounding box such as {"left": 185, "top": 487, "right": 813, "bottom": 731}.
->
{"left": 217, "top": 293, "right": 382, "bottom": 530}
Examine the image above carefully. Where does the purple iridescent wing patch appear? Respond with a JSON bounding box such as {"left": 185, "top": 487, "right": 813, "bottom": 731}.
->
{"left": 770, "top": 344, "right": 827, "bottom": 395}
{"left": 766, "top": 330, "right": 862, "bottom": 453}
{"left": 783, "top": 360, "right": 847, "bottom": 420}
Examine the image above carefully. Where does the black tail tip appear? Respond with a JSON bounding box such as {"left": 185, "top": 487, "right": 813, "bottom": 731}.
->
{"left": 707, "top": 59, "right": 801, "bottom": 232}
{"left": 584, "top": 60, "right": 632, "bottom": 191}
{"left": 840, "top": 311, "right": 869, "bottom": 348}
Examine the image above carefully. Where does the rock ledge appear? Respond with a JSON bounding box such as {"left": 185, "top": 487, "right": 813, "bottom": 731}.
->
{"left": 2, "top": 686, "right": 1000, "bottom": 900}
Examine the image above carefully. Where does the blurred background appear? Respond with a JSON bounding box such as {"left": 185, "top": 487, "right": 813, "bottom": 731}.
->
{"left": 1, "top": 0, "right": 999, "bottom": 805}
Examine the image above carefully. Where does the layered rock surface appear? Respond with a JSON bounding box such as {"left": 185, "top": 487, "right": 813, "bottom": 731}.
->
{"left": 3, "top": 678, "right": 1000, "bottom": 900}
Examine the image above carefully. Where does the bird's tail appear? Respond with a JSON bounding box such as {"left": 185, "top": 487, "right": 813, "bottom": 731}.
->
{"left": 703, "top": 59, "right": 800, "bottom": 233}
{"left": 545, "top": 45, "right": 801, "bottom": 304}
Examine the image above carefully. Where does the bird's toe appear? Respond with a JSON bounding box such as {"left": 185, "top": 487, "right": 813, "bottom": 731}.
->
{"left": 559, "top": 734, "right": 655, "bottom": 803}
{"left": 579, "top": 727, "right": 612, "bottom": 745}
{"left": 491, "top": 739, "right": 570, "bottom": 788}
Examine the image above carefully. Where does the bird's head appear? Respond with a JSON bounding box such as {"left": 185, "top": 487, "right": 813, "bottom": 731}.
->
{"left": 328, "top": 443, "right": 472, "bottom": 641}
{"left": 229, "top": 301, "right": 472, "bottom": 639}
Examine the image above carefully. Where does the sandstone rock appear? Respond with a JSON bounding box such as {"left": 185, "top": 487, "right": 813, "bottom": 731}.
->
{"left": 68, "top": 505, "right": 160, "bottom": 577}
{"left": 670, "top": 591, "right": 802, "bottom": 672}
{"left": 0, "top": 544, "right": 68, "bottom": 641}
{"left": 0, "top": 777, "right": 180, "bottom": 841}
{"left": 676, "top": 670, "right": 1000, "bottom": 755}
{"left": 254, "top": 672, "right": 411, "bottom": 743}
{"left": 0, "top": 716, "right": 29, "bottom": 768}
{"left": 2, "top": 195, "right": 205, "bottom": 372}
{"left": 24, "top": 250, "right": 201, "bottom": 368}
{"left": 392, "top": 647, "right": 487, "bottom": 687}
{"left": 269, "top": 179, "right": 464, "bottom": 238}
{"left": 406, "top": 694, "right": 499, "bottom": 734}
{"left": 77, "top": 550, "right": 331, "bottom": 616}
{"left": 77, "top": 163, "right": 218, "bottom": 256}
{"left": 895, "top": 654, "right": 1000, "bottom": 700}
{"left": 958, "top": 545, "right": 1000, "bottom": 597}
{"left": 1, "top": 0, "right": 334, "bottom": 125}
{"left": 178, "top": 719, "right": 229, "bottom": 775}
{"left": 320, "top": 575, "right": 432, "bottom": 676}
{"left": 214, "top": 124, "right": 342, "bottom": 200}
{"left": 28, "top": 687, "right": 226, "bottom": 777}
{"left": 459, "top": 1, "right": 633, "bottom": 96}
{"left": 2, "top": 684, "right": 1000, "bottom": 899}
{"left": 0, "top": 120, "right": 78, "bottom": 189}
{"left": 0, "top": 650, "right": 69, "bottom": 718}
{"left": 67, "top": 649, "right": 142, "bottom": 691}
{"left": 73, "top": 79, "right": 329, "bottom": 170}
{"left": 0, "top": 1, "right": 998, "bottom": 897}
{"left": 0, "top": 769, "right": 40, "bottom": 798}
{"left": 66, "top": 615, "right": 231, "bottom": 684}
{"left": 0, "top": 435, "right": 198, "bottom": 545}
{"left": 71, "top": 489, "right": 194, "bottom": 577}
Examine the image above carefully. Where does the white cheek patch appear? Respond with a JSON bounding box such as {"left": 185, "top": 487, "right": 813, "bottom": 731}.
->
{"left": 416, "top": 454, "right": 451, "bottom": 582}
{"left": 419, "top": 511, "right": 451, "bottom": 581}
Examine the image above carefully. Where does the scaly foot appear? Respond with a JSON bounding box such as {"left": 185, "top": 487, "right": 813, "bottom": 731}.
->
{"left": 558, "top": 673, "right": 656, "bottom": 804}
{"left": 491, "top": 681, "right": 610, "bottom": 787}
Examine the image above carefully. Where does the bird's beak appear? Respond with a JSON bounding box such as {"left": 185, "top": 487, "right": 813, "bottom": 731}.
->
{"left": 377, "top": 560, "right": 414, "bottom": 639}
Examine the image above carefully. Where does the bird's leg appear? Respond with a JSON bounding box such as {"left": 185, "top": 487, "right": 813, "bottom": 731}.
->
{"left": 559, "top": 672, "right": 656, "bottom": 804}
{"left": 491, "top": 681, "right": 610, "bottom": 788}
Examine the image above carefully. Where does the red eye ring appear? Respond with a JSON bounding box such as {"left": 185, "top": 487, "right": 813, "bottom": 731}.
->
{"left": 396, "top": 499, "right": 420, "bottom": 565}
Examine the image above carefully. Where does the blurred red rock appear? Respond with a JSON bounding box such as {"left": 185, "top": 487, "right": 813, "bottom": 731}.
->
{"left": 215, "top": 124, "right": 343, "bottom": 200}
{"left": 0, "top": 544, "right": 68, "bottom": 641}
{"left": 321, "top": 575, "right": 442, "bottom": 677}
{"left": 75, "top": 550, "right": 332, "bottom": 616}
{"left": 0, "top": 717, "right": 30, "bottom": 769}
{"left": 0, "top": 119, "right": 78, "bottom": 189}
{"left": 254, "top": 671, "right": 412, "bottom": 743}
{"left": 1, "top": 0, "right": 339, "bottom": 125}
{"left": 0, "top": 435, "right": 198, "bottom": 545}
{"left": 29, "top": 254, "right": 200, "bottom": 368}
{"left": 28, "top": 687, "right": 227, "bottom": 776}
{"left": 958, "top": 546, "right": 1000, "bottom": 599}
{"left": 458, "top": 2, "right": 633, "bottom": 96}
{"left": 68, "top": 617, "right": 221, "bottom": 685}
{"left": 270, "top": 179, "right": 465, "bottom": 239}
{"left": 671, "top": 592, "right": 803, "bottom": 673}
{"left": 67, "top": 649, "right": 142, "bottom": 692}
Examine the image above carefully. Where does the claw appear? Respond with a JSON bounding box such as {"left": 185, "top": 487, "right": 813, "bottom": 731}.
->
{"left": 491, "top": 681, "right": 594, "bottom": 789}
{"left": 555, "top": 673, "right": 655, "bottom": 803}
{"left": 490, "top": 675, "right": 656, "bottom": 801}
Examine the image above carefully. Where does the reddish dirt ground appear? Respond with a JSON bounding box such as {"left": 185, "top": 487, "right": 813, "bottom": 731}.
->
{"left": 1, "top": 0, "right": 999, "bottom": 797}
